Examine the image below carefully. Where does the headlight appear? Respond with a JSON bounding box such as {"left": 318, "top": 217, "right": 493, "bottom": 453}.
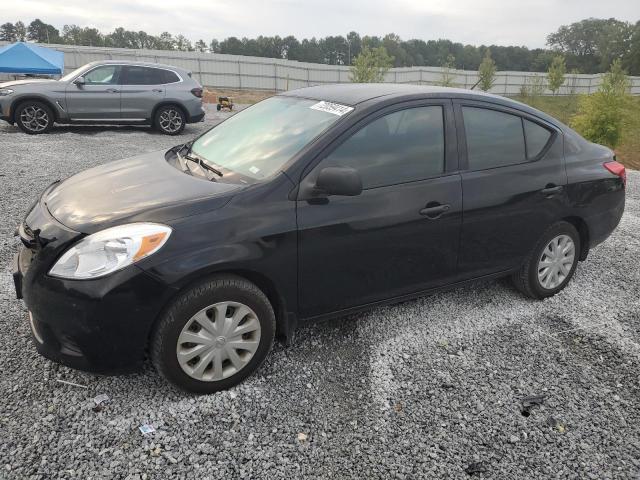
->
{"left": 0, "top": 88, "right": 14, "bottom": 96}
{"left": 49, "top": 223, "right": 172, "bottom": 279}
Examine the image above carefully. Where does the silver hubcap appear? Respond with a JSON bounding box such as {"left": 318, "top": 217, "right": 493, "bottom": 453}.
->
{"left": 537, "top": 234, "right": 575, "bottom": 289}
{"left": 159, "top": 109, "right": 183, "bottom": 133}
{"left": 176, "top": 302, "right": 261, "bottom": 381}
{"left": 20, "top": 106, "right": 49, "bottom": 132}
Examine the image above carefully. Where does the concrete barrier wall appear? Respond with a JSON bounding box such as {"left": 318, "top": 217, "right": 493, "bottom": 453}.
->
{"left": 2, "top": 42, "right": 639, "bottom": 96}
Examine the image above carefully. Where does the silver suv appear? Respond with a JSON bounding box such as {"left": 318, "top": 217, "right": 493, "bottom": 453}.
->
{"left": 0, "top": 61, "right": 205, "bottom": 135}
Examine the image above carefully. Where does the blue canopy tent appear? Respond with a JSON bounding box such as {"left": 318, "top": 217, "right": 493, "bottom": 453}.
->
{"left": 0, "top": 42, "right": 64, "bottom": 75}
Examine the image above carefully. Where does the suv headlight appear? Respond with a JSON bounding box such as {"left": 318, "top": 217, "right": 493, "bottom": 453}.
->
{"left": 0, "top": 88, "right": 14, "bottom": 96}
{"left": 49, "top": 223, "right": 172, "bottom": 279}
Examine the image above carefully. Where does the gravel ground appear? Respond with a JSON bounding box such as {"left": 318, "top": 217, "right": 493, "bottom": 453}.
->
{"left": 0, "top": 105, "right": 639, "bottom": 479}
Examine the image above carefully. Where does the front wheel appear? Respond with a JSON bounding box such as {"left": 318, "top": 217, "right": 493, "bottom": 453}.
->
{"left": 512, "top": 221, "right": 580, "bottom": 299}
{"left": 15, "top": 101, "right": 54, "bottom": 134}
{"left": 151, "top": 275, "right": 275, "bottom": 393}
{"left": 154, "top": 105, "right": 186, "bottom": 135}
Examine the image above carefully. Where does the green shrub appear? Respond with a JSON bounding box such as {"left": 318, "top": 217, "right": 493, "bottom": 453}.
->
{"left": 478, "top": 50, "right": 496, "bottom": 91}
{"left": 547, "top": 56, "right": 566, "bottom": 95}
{"left": 350, "top": 46, "right": 394, "bottom": 83}
{"left": 571, "top": 59, "right": 631, "bottom": 148}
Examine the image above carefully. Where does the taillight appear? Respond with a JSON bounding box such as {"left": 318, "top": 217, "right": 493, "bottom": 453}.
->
{"left": 604, "top": 160, "right": 626, "bottom": 186}
{"left": 190, "top": 88, "right": 203, "bottom": 98}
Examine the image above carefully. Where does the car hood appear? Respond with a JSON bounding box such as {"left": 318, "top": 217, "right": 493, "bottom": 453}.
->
{"left": 0, "top": 79, "right": 59, "bottom": 88}
{"left": 44, "top": 150, "right": 242, "bottom": 233}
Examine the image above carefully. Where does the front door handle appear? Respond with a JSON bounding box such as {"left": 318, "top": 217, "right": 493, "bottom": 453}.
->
{"left": 152, "top": 89, "right": 163, "bottom": 93}
{"left": 419, "top": 203, "right": 450, "bottom": 219}
{"left": 541, "top": 184, "right": 563, "bottom": 196}
{"left": 106, "top": 88, "right": 119, "bottom": 93}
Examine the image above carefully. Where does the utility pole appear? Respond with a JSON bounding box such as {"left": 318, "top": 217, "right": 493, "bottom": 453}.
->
{"left": 344, "top": 38, "right": 351, "bottom": 65}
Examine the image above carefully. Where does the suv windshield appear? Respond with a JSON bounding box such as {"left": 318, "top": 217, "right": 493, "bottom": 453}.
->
{"left": 191, "top": 96, "right": 351, "bottom": 180}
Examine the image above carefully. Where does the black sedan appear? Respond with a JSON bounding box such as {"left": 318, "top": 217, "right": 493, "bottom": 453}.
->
{"left": 13, "top": 84, "right": 626, "bottom": 393}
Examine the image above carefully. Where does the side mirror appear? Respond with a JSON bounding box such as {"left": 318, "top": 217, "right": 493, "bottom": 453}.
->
{"left": 74, "top": 76, "right": 85, "bottom": 86}
{"left": 315, "top": 166, "right": 362, "bottom": 197}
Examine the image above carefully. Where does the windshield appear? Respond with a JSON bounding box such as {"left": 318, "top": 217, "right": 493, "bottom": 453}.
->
{"left": 59, "top": 65, "right": 89, "bottom": 82}
{"left": 190, "top": 96, "right": 351, "bottom": 180}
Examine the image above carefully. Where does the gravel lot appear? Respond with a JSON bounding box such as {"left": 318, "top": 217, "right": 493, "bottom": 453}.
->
{"left": 1, "top": 105, "right": 639, "bottom": 479}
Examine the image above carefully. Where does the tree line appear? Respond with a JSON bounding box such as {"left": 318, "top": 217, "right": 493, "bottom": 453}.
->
{"left": 1, "top": 17, "right": 638, "bottom": 75}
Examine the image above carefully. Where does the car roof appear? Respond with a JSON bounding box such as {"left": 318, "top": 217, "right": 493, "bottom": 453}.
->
{"left": 281, "top": 83, "right": 563, "bottom": 128}
{"left": 83, "top": 60, "right": 188, "bottom": 73}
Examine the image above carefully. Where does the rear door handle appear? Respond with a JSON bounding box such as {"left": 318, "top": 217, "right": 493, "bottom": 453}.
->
{"left": 106, "top": 88, "right": 119, "bottom": 93}
{"left": 541, "top": 185, "right": 563, "bottom": 196}
{"left": 152, "top": 89, "right": 163, "bottom": 93}
{"left": 419, "top": 203, "right": 450, "bottom": 219}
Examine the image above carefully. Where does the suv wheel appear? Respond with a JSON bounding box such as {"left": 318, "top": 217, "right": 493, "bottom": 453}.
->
{"left": 512, "top": 221, "right": 580, "bottom": 299}
{"left": 151, "top": 275, "right": 275, "bottom": 393}
{"left": 15, "top": 101, "right": 54, "bottom": 134}
{"left": 155, "top": 105, "right": 186, "bottom": 135}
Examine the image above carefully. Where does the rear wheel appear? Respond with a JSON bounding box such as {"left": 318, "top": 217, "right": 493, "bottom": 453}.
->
{"left": 512, "top": 221, "right": 580, "bottom": 299}
{"left": 154, "top": 105, "right": 186, "bottom": 135}
{"left": 151, "top": 275, "right": 275, "bottom": 393}
{"left": 15, "top": 101, "right": 54, "bottom": 134}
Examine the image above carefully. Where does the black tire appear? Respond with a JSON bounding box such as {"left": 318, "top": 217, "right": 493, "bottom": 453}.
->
{"left": 154, "top": 105, "right": 186, "bottom": 135}
{"left": 15, "top": 101, "right": 54, "bottom": 134}
{"left": 512, "top": 221, "right": 580, "bottom": 299}
{"left": 151, "top": 275, "right": 275, "bottom": 393}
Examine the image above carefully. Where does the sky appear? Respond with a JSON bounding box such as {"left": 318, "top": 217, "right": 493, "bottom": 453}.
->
{"left": 5, "top": 0, "right": 639, "bottom": 48}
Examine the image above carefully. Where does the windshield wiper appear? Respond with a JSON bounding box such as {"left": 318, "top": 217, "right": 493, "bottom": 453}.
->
{"left": 178, "top": 143, "right": 223, "bottom": 177}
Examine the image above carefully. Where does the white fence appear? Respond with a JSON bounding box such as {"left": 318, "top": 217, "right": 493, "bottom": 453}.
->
{"left": 2, "top": 42, "right": 639, "bottom": 96}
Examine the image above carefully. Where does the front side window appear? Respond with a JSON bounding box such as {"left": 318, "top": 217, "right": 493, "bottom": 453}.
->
{"left": 321, "top": 106, "right": 445, "bottom": 189}
{"left": 123, "top": 66, "right": 166, "bottom": 85}
{"left": 83, "top": 66, "right": 119, "bottom": 85}
{"left": 190, "top": 96, "right": 348, "bottom": 180}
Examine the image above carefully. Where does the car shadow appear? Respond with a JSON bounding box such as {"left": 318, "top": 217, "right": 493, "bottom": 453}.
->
{"left": 51, "top": 124, "right": 168, "bottom": 136}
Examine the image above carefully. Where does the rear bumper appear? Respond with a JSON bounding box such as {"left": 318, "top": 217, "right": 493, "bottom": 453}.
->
{"left": 188, "top": 111, "right": 205, "bottom": 123}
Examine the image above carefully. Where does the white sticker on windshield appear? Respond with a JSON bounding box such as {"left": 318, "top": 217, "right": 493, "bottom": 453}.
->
{"left": 310, "top": 101, "right": 353, "bottom": 116}
{"left": 249, "top": 166, "right": 260, "bottom": 175}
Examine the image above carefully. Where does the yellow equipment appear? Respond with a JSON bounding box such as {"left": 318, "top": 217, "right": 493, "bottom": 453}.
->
{"left": 216, "top": 96, "right": 234, "bottom": 111}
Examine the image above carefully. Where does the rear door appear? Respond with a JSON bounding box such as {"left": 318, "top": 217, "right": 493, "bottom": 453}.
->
{"left": 455, "top": 100, "right": 567, "bottom": 277}
{"left": 119, "top": 66, "right": 168, "bottom": 120}
{"left": 297, "top": 100, "right": 463, "bottom": 318}
{"left": 65, "top": 65, "right": 122, "bottom": 120}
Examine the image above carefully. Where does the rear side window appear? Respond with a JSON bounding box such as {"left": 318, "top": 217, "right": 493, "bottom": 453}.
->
{"left": 524, "top": 119, "right": 552, "bottom": 158}
{"left": 322, "top": 106, "right": 445, "bottom": 189}
{"left": 162, "top": 69, "right": 180, "bottom": 83}
{"left": 122, "top": 66, "right": 167, "bottom": 85}
{"left": 462, "top": 107, "right": 525, "bottom": 170}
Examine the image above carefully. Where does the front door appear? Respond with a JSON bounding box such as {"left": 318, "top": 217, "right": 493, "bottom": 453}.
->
{"left": 65, "top": 64, "right": 122, "bottom": 120}
{"left": 297, "top": 101, "right": 463, "bottom": 318}
{"left": 119, "top": 66, "right": 167, "bottom": 120}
